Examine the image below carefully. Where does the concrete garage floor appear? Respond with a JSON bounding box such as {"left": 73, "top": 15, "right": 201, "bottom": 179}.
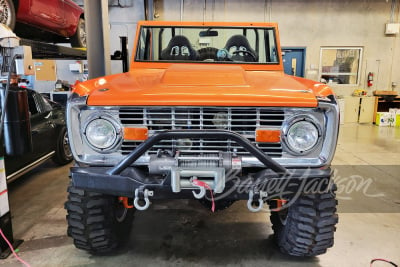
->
{"left": 1, "top": 124, "right": 400, "bottom": 267}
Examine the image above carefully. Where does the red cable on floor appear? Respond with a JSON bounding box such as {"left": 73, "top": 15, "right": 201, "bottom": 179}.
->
{"left": 0, "top": 229, "right": 31, "bottom": 267}
{"left": 191, "top": 179, "right": 215, "bottom": 212}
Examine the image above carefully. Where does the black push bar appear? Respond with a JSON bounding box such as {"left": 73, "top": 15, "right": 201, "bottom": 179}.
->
{"left": 107, "top": 130, "right": 289, "bottom": 176}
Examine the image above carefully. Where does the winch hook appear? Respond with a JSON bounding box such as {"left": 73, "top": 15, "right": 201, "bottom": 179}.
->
{"left": 190, "top": 177, "right": 207, "bottom": 199}
{"left": 191, "top": 183, "right": 207, "bottom": 199}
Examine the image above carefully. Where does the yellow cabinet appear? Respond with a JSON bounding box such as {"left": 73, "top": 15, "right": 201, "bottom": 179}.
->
{"left": 359, "top": 97, "right": 376, "bottom": 123}
{"left": 343, "top": 96, "right": 376, "bottom": 124}
{"left": 343, "top": 96, "right": 360, "bottom": 123}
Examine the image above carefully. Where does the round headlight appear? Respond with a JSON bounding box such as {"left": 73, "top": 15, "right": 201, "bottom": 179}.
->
{"left": 286, "top": 120, "right": 319, "bottom": 153}
{"left": 85, "top": 118, "right": 118, "bottom": 150}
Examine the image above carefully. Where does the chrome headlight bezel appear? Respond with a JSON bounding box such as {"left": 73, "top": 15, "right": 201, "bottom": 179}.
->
{"left": 82, "top": 113, "right": 122, "bottom": 153}
{"left": 282, "top": 115, "right": 322, "bottom": 155}
{"left": 67, "top": 94, "right": 125, "bottom": 165}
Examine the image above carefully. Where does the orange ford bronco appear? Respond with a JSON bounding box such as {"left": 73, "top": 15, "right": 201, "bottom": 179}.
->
{"left": 65, "top": 21, "right": 339, "bottom": 256}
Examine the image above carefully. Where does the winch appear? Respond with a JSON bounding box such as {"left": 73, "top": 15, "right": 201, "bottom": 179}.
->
{"left": 148, "top": 150, "right": 242, "bottom": 195}
{"left": 148, "top": 150, "right": 242, "bottom": 175}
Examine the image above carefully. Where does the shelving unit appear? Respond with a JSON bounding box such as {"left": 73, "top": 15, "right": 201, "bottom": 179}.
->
{"left": 374, "top": 96, "right": 400, "bottom": 122}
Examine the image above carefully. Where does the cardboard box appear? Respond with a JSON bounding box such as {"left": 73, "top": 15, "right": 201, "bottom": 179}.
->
{"left": 389, "top": 109, "right": 400, "bottom": 127}
{"left": 376, "top": 112, "right": 395, "bottom": 127}
{"left": 389, "top": 108, "right": 400, "bottom": 114}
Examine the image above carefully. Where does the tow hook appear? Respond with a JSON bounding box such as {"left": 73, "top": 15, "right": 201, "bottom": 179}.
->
{"left": 247, "top": 190, "right": 268, "bottom": 212}
{"left": 134, "top": 188, "right": 154, "bottom": 211}
{"left": 190, "top": 177, "right": 207, "bottom": 199}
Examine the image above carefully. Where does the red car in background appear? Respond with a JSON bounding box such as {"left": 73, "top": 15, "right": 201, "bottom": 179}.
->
{"left": 0, "top": 0, "right": 86, "bottom": 47}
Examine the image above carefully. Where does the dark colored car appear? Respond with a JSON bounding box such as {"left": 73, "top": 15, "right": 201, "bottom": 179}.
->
{"left": 0, "top": 0, "right": 85, "bottom": 47}
{"left": 4, "top": 88, "right": 73, "bottom": 182}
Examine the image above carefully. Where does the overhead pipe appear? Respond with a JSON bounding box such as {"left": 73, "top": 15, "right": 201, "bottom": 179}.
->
{"left": 83, "top": 0, "right": 111, "bottom": 79}
{"left": 144, "top": 0, "right": 154, "bottom": 20}
{"left": 181, "top": 0, "right": 184, "bottom": 22}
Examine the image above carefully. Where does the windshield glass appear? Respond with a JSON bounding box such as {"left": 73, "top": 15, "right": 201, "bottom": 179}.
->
{"left": 135, "top": 26, "right": 279, "bottom": 64}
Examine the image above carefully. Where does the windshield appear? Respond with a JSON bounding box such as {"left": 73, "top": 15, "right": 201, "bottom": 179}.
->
{"left": 135, "top": 26, "right": 279, "bottom": 64}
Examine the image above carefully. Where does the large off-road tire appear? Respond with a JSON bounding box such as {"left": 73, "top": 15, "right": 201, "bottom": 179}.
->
{"left": 70, "top": 18, "right": 86, "bottom": 48}
{"left": 0, "top": 0, "right": 16, "bottom": 30}
{"left": 52, "top": 127, "right": 73, "bottom": 165}
{"left": 65, "top": 184, "right": 135, "bottom": 254}
{"left": 269, "top": 183, "right": 338, "bottom": 257}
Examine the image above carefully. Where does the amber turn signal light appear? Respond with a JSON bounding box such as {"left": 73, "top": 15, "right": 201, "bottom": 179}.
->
{"left": 255, "top": 129, "right": 281, "bottom": 143}
{"left": 123, "top": 127, "right": 148, "bottom": 141}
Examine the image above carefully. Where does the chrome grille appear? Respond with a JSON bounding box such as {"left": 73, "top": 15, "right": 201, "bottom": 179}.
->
{"left": 119, "top": 107, "right": 284, "bottom": 157}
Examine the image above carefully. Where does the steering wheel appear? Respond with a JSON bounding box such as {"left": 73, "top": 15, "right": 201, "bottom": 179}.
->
{"left": 232, "top": 50, "right": 257, "bottom": 62}
{"left": 198, "top": 47, "right": 219, "bottom": 61}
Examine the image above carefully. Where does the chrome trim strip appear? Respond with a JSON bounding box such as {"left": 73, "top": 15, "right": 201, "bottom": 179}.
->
{"left": 7, "top": 151, "right": 56, "bottom": 182}
{"left": 318, "top": 100, "right": 340, "bottom": 166}
{"left": 66, "top": 94, "right": 88, "bottom": 163}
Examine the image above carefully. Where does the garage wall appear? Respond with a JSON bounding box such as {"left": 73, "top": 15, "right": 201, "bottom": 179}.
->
{"left": 35, "top": 1, "right": 144, "bottom": 93}
{"left": 108, "top": 0, "right": 145, "bottom": 73}
{"left": 73, "top": 0, "right": 144, "bottom": 59}
{"left": 34, "top": 1, "right": 400, "bottom": 97}
{"left": 76, "top": 0, "right": 145, "bottom": 75}
{"left": 153, "top": 0, "right": 400, "bottom": 97}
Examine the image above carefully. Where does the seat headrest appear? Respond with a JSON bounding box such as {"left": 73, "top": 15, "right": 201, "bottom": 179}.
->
{"left": 224, "top": 35, "right": 253, "bottom": 50}
{"left": 224, "top": 35, "right": 258, "bottom": 62}
{"left": 160, "top": 35, "right": 198, "bottom": 60}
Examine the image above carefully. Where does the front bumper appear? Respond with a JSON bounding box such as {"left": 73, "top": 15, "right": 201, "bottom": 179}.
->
{"left": 71, "top": 166, "right": 332, "bottom": 199}
{"left": 71, "top": 130, "right": 332, "bottom": 200}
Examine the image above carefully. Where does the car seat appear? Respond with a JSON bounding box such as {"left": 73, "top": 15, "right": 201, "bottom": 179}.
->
{"left": 224, "top": 35, "right": 258, "bottom": 62}
{"left": 160, "top": 35, "right": 198, "bottom": 60}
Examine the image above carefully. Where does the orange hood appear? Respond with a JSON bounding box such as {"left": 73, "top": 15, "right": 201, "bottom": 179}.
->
{"left": 74, "top": 64, "right": 333, "bottom": 107}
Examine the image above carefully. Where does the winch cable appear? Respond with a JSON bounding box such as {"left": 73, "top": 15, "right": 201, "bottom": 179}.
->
{"left": 191, "top": 179, "right": 215, "bottom": 212}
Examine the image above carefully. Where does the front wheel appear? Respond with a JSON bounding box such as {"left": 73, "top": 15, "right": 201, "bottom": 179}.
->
{"left": 269, "top": 182, "right": 338, "bottom": 257}
{"left": 0, "top": 0, "right": 16, "bottom": 30}
{"left": 70, "top": 18, "right": 86, "bottom": 48}
{"left": 52, "top": 127, "right": 73, "bottom": 165}
{"left": 65, "top": 185, "right": 135, "bottom": 254}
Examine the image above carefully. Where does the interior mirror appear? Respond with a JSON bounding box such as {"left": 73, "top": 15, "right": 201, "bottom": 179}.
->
{"left": 199, "top": 30, "right": 218, "bottom": 37}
